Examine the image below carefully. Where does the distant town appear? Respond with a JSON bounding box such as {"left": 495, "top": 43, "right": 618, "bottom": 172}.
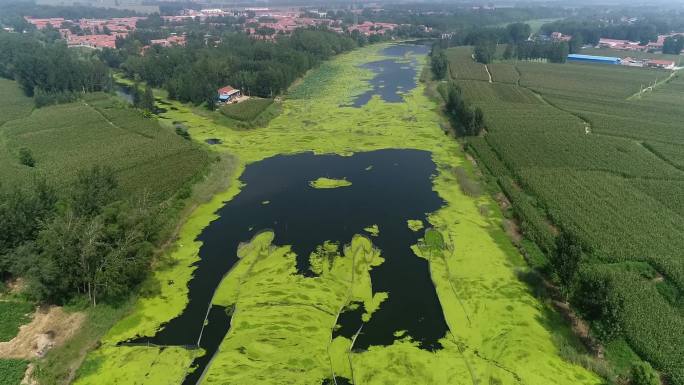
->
{"left": 19, "top": 7, "right": 400, "bottom": 50}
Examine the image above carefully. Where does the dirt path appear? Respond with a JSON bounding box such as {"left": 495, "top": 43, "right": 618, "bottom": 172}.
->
{"left": 0, "top": 306, "right": 85, "bottom": 360}
{"left": 484, "top": 64, "right": 493, "bottom": 83}
{"left": 626, "top": 70, "right": 679, "bottom": 100}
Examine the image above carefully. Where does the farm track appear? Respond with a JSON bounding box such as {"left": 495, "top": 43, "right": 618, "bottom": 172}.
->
{"left": 626, "top": 69, "right": 680, "bottom": 100}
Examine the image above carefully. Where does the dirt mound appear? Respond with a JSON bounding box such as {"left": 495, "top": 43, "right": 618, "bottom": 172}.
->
{"left": 0, "top": 305, "right": 85, "bottom": 359}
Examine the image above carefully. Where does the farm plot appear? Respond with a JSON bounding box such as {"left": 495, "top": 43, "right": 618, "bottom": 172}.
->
{"left": 0, "top": 92, "right": 209, "bottom": 201}
{"left": 446, "top": 47, "right": 490, "bottom": 81}
{"left": 517, "top": 61, "right": 662, "bottom": 99}
{"left": 448, "top": 46, "right": 684, "bottom": 385}
{"left": 487, "top": 63, "right": 520, "bottom": 84}
{"left": 220, "top": 98, "right": 274, "bottom": 122}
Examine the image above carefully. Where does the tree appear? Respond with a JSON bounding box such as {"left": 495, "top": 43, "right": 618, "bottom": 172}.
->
{"left": 71, "top": 166, "right": 119, "bottom": 218}
{"left": 502, "top": 44, "right": 514, "bottom": 60}
{"left": 663, "top": 35, "right": 684, "bottom": 55}
{"left": 431, "top": 47, "right": 448, "bottom": 80}
{"left": 473, "top": 39, "right": 496, "bottom": 64}
{"left": 141, "top": 84, "right": 155, "bottom": 112}
{"left": 631, "top": 362, "right": 660, "bottom": 385}
{"left": 131, "top": 81, "right": 142, "bottom": 108}
{"left": 18, "top": 148, "right": 35, "bottom": 167}
{"left": 573, "top": 268, "right": 623, "bottom": 342}
{"left": 506, "top": 22, "right": 531, "bottom": 44}
{"left": 551, "top": 230, "right": 583, "bottom": 296}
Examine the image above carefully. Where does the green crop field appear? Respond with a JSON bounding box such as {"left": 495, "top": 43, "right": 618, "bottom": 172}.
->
{"left": 219, "top": 98, "right": 274, "bottom": 122}
{"left": 448, "top": 47, "right": 684, "bottom": 385}
{"left": 0, "top": 82, "right": 210, "bottom": 202}
{"left": 0, "top": 359, "right": 28, "bottom": 385}
{"left": 0, "top": 301, "right": 33, "bottom": 342}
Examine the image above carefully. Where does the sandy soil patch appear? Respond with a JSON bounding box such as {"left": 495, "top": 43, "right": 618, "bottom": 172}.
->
{"left": 0, "top": 305, "right": 85, "bottom": 359}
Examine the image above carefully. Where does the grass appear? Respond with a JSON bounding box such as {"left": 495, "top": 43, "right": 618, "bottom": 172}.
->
{"left": 447, "top": 47, "right": 684, "bottom": 384}
{"left": 33, "top": 302, "right": 134, "bottom": 385}
{"left": 75, "top": 43, "right": 603, "bottom": 385}
{"left": 0, "top": 89, "right": 210, "bottom": 203}
{"left": 0, "top": 79, "right": 33, "bottom": 126}
{"left": 219, "top": 98, "right": 274, "bottom": 122}
{"left": 0, "top": 359, "right": 28, "bottom": 385}
{"left": 0, "top": 301, "right": 34, "bottom": 342}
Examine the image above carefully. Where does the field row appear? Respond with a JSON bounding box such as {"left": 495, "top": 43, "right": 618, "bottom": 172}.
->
{"left": 446, "top": 47, "right": 684, "bottom": 384}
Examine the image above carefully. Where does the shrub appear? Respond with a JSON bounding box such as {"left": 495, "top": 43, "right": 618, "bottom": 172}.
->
{"left": 631, "top": 361, "right": 660, "bottom": 385}
{"left": 18, "top": 148, "right": 35, "bottom": 167}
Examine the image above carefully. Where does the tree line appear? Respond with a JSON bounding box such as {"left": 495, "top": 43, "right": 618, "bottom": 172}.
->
{"left": 541, "top": 15, "right": 684, "bottom": 49}
{"left": 439, "top": 82, "right": 485, "bottom": 137}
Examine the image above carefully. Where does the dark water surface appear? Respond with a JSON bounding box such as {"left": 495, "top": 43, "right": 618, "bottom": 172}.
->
{"left": 352, "top": 43, "right": 430, "bottom": 107}
{"left": 127, "top": 149, "right": 450, "bottom": 383}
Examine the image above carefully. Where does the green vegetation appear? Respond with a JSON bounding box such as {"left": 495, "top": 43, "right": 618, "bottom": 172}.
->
{"left": 78, "top": 43, "right": 601, "bottom": 385}
{"left": 363, "top": 224, "right": 380, "bottom": 237}
{"left": 446, "top": 46, "right": 684, "bottom": 384}
{"left": 406, "top": 220, "right": 424, "bottom": 232}
{"left": 0, "top": 359, "right": 28, "bottom": 385}
{"left": 0, "top": 90, "right": 209, "bottom": 199}
{"left": 0, "top": 301, "right": 33, "bottom": 341}
{"left": 309, "top": 177, "right": 352, "bottom": 189}
{"left": 220, "top": 98, "right": 274, "bottom": 122}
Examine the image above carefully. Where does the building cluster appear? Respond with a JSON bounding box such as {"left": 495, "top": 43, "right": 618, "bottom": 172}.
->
{"left": 347, "top": 21, "right": 398, "bottom": 36}
{"left": 25, "top": 16, "right": 145, "bottom": 49}
{"left": 163, "top": 7, "right": 397, "bottom": 40}
{"left": 567, "top": 54, "right": 677, "bottom": 70}
{"left": 598, "top": 33, "right": 682, "bottom": 52}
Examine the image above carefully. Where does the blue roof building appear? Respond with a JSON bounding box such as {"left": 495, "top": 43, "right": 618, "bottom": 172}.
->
{"left": 567, "top": 54, "right": 622, "bottom": 65}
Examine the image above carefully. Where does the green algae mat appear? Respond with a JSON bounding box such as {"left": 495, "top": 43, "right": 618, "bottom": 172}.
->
{"left": 75, "top": 43, "right": 602, "bottom": 385}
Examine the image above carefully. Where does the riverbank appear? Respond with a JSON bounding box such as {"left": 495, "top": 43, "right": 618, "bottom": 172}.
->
{"left": 75, "top": 42, "right": 602, "bottom": 385}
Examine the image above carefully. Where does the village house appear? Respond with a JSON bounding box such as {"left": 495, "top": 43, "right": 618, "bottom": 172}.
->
{"left": 645, "top": 59, "right": 676, "bottom": 70}
{"left": 217, "top": 86, "right": 242, "bottom": 103}
{"left": 551, "top": 32, "right": 572, "bottom": 42}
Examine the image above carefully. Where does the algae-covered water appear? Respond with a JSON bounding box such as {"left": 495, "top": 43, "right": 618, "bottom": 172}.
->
{"left": 78, "top": 42, "right": 604, "bottom": 385}
{"left": 130, "top": 149, "right": 449, "bottom": 382}
{"left": 352, "top": 43, "right": 430, "bottom": 107}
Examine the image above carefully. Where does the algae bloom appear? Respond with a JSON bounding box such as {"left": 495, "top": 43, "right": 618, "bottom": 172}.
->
{"left": 309, "top": 177, "right": 352, "bottom": 189}
{"left": 407, "top": 219, "right": 424, "bottom": 232}
{"left": 364, "top": 224, "right": 380, "bottom": 237}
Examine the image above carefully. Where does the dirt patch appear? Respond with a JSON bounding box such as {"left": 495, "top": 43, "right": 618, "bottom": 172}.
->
{"left": 0, "top": 306, "right": 85, "bottom": 360}
{"left": 552, "top": 300, "right": 603, "bottom": 359}
{"left": 502, "top": 218, "right": 523, "bottom": 244}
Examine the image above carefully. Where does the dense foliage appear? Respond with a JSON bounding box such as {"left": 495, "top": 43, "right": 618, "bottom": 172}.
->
{"left": 4, "top": 168, "right": 162, "bottom": 306}
{"left": 120, "top": 29, "right": 358, "bottom": 104}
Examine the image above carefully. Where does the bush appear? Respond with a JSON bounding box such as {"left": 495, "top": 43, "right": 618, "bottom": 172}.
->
{"left": 18, "top": 148, "right": 35, "bottom": 167}
{"left": 631, "top": 361, "right": 660, "bottom": 385}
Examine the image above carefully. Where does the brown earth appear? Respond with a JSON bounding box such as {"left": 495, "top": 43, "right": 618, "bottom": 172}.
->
{"left": 0, "top": 305, "right": 85, "bottom": 360}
